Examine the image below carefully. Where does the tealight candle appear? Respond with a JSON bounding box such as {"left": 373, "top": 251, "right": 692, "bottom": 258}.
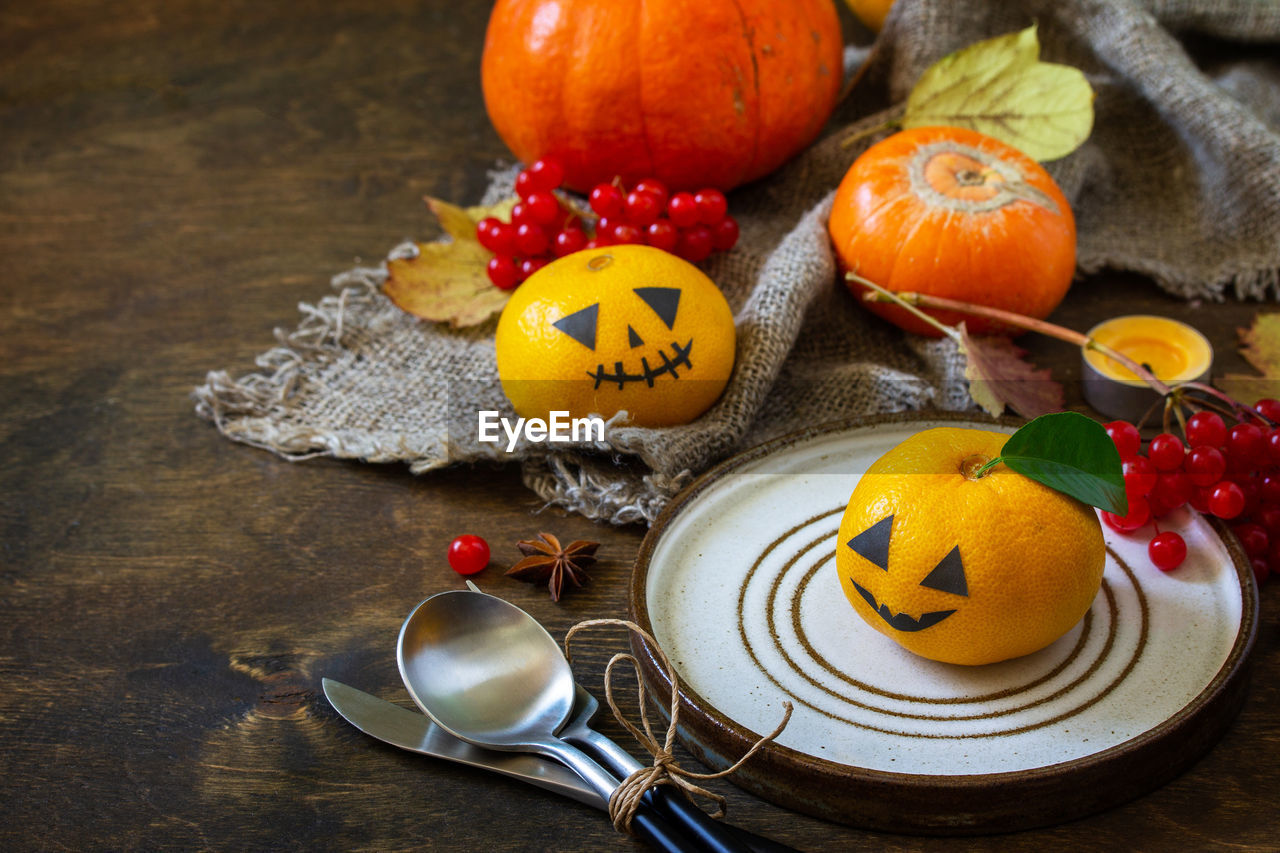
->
{"left": 1081, "top": 315, "right": 1213, "bottom": 421}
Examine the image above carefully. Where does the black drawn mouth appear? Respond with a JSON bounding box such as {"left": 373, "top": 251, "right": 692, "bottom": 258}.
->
{"left": 587, "top": 339, "right": 693, "bottom": 390}
{"left": 851, "top": 581, "right": 956, "bottom": 633}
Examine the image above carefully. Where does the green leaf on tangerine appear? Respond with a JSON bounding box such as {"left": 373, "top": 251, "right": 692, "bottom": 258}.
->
{"left": 903, "top": 24, "right": 1095, "bottom": 162}
{"left": 989, "top": 411, "right": 1127, "bottom": 515}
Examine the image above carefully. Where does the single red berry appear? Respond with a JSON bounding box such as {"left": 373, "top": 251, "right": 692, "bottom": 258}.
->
{"left": 711, "top": 215, "right": 740, "bottom": 251}
{"left": 1265, "top": 427, "right": 1280, "bottom": 465}
{"left": 1254, "top": 397, "right": 1280, "bottom": 424}
{"left": 477, "top": 218, "right": 517, "bottom": 255}
{"left": 519, "top": 257, "right": 549, "bottom": 280}
{"left": 1251, "top": 556, "right": 1270, "bottom": 584}
{"left": 1104, "top": 421, "right": 1141, "bottom": 458}
{"left": 1259, "top": 505, "right": 1280, "bottom": 536}
{"left": 514, "top": 169, "right": 537, "bottom": 199}
{"left": 1150, "top": 471, "right": 1191, "bottom": 515}
{"left": 1260, "top": 472, "right": 1280, "bottom": 504}
{"left": 511, "top": 201, "right": 536, "bottom": 226}
{"left": 514, "top": 222, "right": 549, "bottom": 256}
{"left": 646, "top": 219, "right": 679, "bottom": 253}
{"left": 1189, "top": 485, "right": 1214, "bottom": 514}
{"left": 589, "top": 184, "right": 625, "bottom": 218}
{"left": 523, "top": 191, "right": 561, "bottom": 227}
{"left": 676, "top": 225, "right": 714, "bottom": 262}
{"left": 1185, "top": 411, "right": 1227, "bottom": 448}
{"left": 1148, "top": 433, "right": 1186, "bottom": 472}
{"left": 1232, "top": 522, "right": 1269, "bottom": 558}
{"left": 447, "top": 534, "right": 490, "bottom": 575}
{"left": 553, "top": 227, "right": 587, "bottom": 257}
{"left": 1208, "top": 480, "right": 1246, "bottom": 519}
{"left": 612, "top": 222, "right": 644, "bottom": 245}
{"left": 693, "top": 188, "right": 728, "bottom": 224}
{"left": 594, "top": 215, "right": 619, "bottom": 246}
{"left": 1234, "top": 474, "right": 1261, "bottom": 516}
{"left": 1103, "top": 495, "right": 1151, "bottom": 532}
{"left": 486, "top": 255, "right": 520, "bottom": 290}
{"left": 624, "top": 190, "right": 662, "bottom": 227}
{"left": 1148, "top": 530, "right": 1187, "bottom": 571}
{"left": 1122, "top": 456, "right": 1158, "bottom": 499}
{"left": 526, "top": 158, "right": 565, "bottom": 192}
{"left": 667, "top": 192, "right": 700, "bottom": 228}
{"left": 1185, "top": 445, "right": 1226, "bottom": 487}
{"left": 1226, "top": 422, "right": 1264, "bottom": 460}
{"left": 633, "top": 179, "right": 669, "bottom": 209}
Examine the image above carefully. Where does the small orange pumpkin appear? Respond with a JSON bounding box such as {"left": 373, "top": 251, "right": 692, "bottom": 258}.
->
{"left": 829, "top": 126, "right": 1077, "bottom": 337}
{"left": 481, "top": 0, "right": 845, "bottom": 193}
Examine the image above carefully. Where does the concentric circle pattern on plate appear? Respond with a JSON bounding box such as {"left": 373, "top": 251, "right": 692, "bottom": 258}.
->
{"left": 644, "top": 420, "right": 1247, "bottom": 776}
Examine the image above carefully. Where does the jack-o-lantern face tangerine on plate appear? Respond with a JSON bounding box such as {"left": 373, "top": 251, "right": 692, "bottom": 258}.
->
{"left": 835, "top": 427, "right": 1105, "bottom": 666}
{"left": 495, "top": 245, "right": 736, "bottom": 427}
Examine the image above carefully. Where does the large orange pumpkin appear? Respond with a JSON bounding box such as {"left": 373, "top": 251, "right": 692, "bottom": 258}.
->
{"left": 829, "top": 126, "right": 1077, "bottom": 337}
{"left": 481, "top": 0, "right": 845, "bottom": 193}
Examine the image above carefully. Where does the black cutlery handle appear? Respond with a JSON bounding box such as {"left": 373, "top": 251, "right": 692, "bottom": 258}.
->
{"left": 640, "top": 783, "right": 798, "bottom": 850}
{"left": 631, "top": 804, "right": 700, "bottom": 852}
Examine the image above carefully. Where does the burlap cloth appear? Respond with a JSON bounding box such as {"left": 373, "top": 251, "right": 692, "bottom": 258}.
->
{"left": 194, "top": 0, "right": 1280, "bottom": 525}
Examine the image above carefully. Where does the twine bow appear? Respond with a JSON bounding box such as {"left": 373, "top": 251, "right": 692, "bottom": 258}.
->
{"left": 564, "top": 618, "right": 792, "bottom": 835}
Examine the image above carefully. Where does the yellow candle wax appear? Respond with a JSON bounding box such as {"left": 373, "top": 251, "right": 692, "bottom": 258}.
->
{"left": 1084, "top": 315, "right": 1213, "bottom": 386}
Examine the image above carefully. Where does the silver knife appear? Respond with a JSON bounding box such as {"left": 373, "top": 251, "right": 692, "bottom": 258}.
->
{"left": 321, "top": 677, "right": 605, "bottom": 810}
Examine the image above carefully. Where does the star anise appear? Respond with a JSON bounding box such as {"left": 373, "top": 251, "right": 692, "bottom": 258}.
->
{"left": 506, "top": 532, "right": 598, "bottom": 601}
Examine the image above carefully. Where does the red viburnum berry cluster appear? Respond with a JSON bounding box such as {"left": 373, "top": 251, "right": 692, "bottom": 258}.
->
{"left": 475, "top": 157, "right": 739, "bottom": 290}
{"left": 1102, "top": 399, "right": 1280, "bottom": 583}
{"left": 587, "top": 179, "right": 738, "bottom": 262}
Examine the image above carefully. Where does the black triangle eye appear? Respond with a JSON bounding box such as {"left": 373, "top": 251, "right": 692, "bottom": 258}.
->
{"left": 919, "top": 546, "right": 968, "bottom": 596}
{"left": 634, "top": 287, "right": 680, "bottom": 329}
{"left": 846, "top": 515, "right": 893, "bottom": 571}
{"left": 553, "top": 303, "right": 598, "bottom": 350}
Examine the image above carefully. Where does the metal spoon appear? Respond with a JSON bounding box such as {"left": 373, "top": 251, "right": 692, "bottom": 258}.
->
{"left": 395, "top": 586, "right": 749, "bottom": 853}
{"left": 396, "top": 588, "right": 688, "bottom": 852}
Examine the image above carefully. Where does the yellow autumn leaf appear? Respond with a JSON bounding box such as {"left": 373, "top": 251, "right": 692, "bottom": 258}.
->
{"left": 383, "top": 196, "right": 518, "bottom": 328}
{"left": 1216, "top": 313, "right": 1280, "bottom": 402}
{"left": 903, "top": 25, "right": 1094, "bottom": 162}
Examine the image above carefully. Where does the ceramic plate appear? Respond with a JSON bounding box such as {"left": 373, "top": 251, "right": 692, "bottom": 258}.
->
{"left": 629, "top": 414, "right": 1258, "bottom": 834}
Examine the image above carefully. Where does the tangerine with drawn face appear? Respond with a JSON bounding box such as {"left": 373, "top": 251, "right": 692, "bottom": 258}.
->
{"left": 835, "top": 427, "right": 1105, "bottom": 666}
{"left": 495, "top": 245, "right": 736, "bottom": 427}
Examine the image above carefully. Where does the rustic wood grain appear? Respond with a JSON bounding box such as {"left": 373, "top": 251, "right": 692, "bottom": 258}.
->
{"left": 1, "top": 1, "right": 1276, "bottom": 850}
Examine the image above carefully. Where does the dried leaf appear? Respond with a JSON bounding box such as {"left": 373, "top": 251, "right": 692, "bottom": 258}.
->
{"left": 960, "top": 324, "right": 1064, "bottom": 418}
{"left": 382, "top": 196, "right": 518, "bottom": 328}
{"left": 903, "top": 24, "right": 1094, "bottom": 161}
{"left": 1216, "top": 313, "right": 1280, "bottom": 401}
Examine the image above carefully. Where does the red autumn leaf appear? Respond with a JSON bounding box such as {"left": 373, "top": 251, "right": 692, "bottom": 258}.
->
{"left": 960, "top": 323, "right": 1064, "bottom": 418}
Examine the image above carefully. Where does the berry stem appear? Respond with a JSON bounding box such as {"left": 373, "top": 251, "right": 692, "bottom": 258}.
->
{"left": 1177, "top": 380, "right": 1273, "bottom": 424}
{"left": 855, "top": 280, "right": 1174, "bottom": 396}
{"left": 848, "top": 273, "right": 963, "bottom": 343}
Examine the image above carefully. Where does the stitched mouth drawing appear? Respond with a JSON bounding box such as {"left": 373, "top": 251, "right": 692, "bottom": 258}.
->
{"left": 850, "top": 580, "right": 957, "bottom": 632}
{"left": 587, "top": 339, "right": 693, "bottom": 390}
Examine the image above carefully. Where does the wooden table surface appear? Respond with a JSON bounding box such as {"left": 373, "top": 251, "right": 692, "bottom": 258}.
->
{"left": 3, "top": 1, "right": 1277, "bottom": 849}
